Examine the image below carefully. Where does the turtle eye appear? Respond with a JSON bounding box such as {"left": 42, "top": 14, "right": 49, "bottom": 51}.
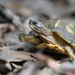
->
{"left": 36, "top": 23, "right": 43, "bottom": 28}
{"left": 32, "top": 21, "right": 37, "bottom": 25}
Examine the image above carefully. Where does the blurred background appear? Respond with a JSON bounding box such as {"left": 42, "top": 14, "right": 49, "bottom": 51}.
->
{"left": 0, "top": 0, "right": 75, "bottom": 50}
{"left": 1, "top": 0, "right": 75, "bottom": 23}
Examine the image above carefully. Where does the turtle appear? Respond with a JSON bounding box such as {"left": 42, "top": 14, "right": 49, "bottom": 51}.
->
{"left": 19, "top": 19, "right": 75, "bottom": 59}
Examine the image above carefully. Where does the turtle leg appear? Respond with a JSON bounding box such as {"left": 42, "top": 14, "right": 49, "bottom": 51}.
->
{"left": 19, "top": 34, "right": 42, "bottom": 45}
{"left": 46, "top": 44, "right": 65, "bottom": 54}
{"left": 46, "top": 44, "right": 75, "bottom": 59}
{"left": 35, "top": 42, "right": 47, "bottom": 49}
{"left": 34, "top": 34, "right": 39, "bottom": 37}
{"left": 36, "top": 43, "right": 65, "bottom": 54}
{"left": 64, "top": 46, "right": 75, "bottom": 59}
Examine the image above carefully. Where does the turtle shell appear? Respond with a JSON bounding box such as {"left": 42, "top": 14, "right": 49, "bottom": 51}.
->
{"left": 43, "top": 20, "right": 75, "bottom": 44}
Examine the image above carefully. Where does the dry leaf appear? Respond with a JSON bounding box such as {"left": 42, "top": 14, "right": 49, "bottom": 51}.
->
{"left": 0, "top": 46, "right": 35, "bottom": 61}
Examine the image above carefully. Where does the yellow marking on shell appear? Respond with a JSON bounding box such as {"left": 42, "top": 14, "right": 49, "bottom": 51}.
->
{"left": 72, "top": 44, "right": 75, "bottom": 49}
{"left": 66, "top": 24, "right": 74, "bottom": 34}
{"left": 55, "top": 20, "right": 61, "bottom": 28}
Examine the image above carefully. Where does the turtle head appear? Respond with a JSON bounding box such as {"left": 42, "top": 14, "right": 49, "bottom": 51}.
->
{"left": 29, "top": 19, "right": 49, "bottom": 35}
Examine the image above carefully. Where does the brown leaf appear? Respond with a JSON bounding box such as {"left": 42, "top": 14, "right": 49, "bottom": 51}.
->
{"left": 0, "top": 46, "right": 35, "bottom": 69}
{"left": 0, "top": 46, "right": 35, "bottom": 62}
